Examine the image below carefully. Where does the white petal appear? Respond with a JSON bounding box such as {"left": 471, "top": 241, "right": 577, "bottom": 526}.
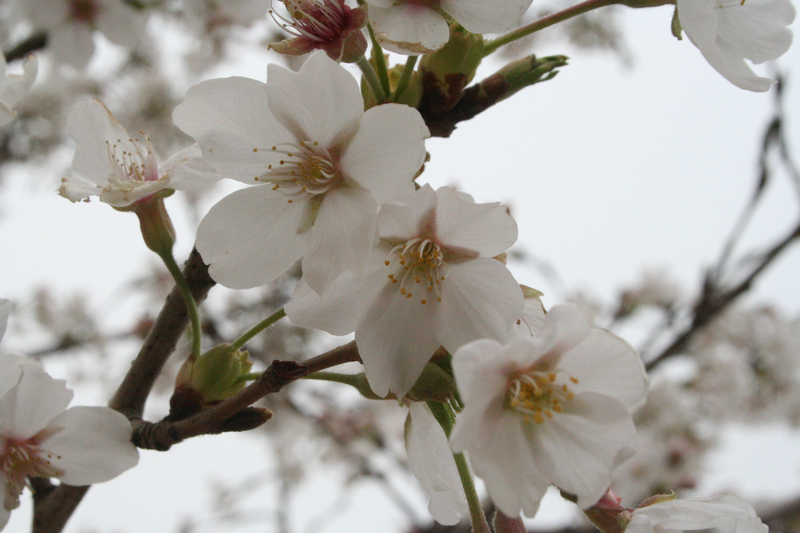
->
{"left": 43, "top": 406, "right": 139, "bottom": 485}
{"left": 368, "top": 4, "right": 450, "bottom": 55}
{"left": 159, "top": 144, "right": 222, "bottom": 192}
{"left": 627, "top": 494, "right": 768, "bottom": 533}
{"left": 356, "top": 289, "right": 441, "bottom": 398}
{"left": 436, "top": 259, "right": 523, "bottom": 354}
{"left": 57, "top": 176, "right": 104, "bottom": 202}
{"left": 406, "top": 403, "right": 468, "bottom": 525}
{"left": 67, "top": 98, "right": 129, "bottom": 186}
{"left": 173, "top": 77, "right": 288, "bottom": 184}
{"left": 340, "top": 104, "right": 428, "bottom": 204}
{"left": 302, "top": 187, "right": 378, "bottom": 294}
{"left": 265, "top": 51, "right": 363, "bottom": 147}
{"left": 99, "top": 176, "right": 172, "bottom": 207}
{"left": 0, "top": 365, "right": 72, "bottom": 439}
{"left": 433, "top": 187, "right": 518, "bottom": 257}
{"left": 378, "top": 184, "right": 438, "bottom": 241}
{"left": 441, "top": 0, "right": 532, "bottom": 33}
{"left": 195, "top": 185, "right": 310, "bottom": 289}
{"left": 534, "top": 392, "right": 637, "bottom": 508}
{"left": 534, "top": 304, "right": 592, "bottom": 367}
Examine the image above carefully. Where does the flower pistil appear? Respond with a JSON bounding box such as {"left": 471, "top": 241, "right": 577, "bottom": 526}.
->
{"left": 507, "top": 366, "right": 579, "bottom": 424}
{"left": 385, "top": 237, "right": 448, "bottom": 304}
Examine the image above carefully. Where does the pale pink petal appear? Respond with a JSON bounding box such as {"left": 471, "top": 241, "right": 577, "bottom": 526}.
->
{"left": 534, "top": 392, "right": 637, "bottom": 508}
{"left": 195, "top": 185, "right": 310, "bottom": 289}
{"left": 0, "top": 366, "right": 72, "bottom": 439}
{"left": 433, "top": 187, "right": 517, "bottom": 257}
{"left": 406, "top": 403, "right": 468, "bottom": 525}
{"left": 67, "top": 98, "right": 130, "bottom": 186}
{"left": 436, "top": 259, "right": 523, "bottom": 354}
{"left": 378, "top": 184, "right": 437, "bottom": 242}
{"left": 357, "top": 290, "right": 440, "bottom": 397}
{"left": 0, "top": 355, "right": 24, "bottom": 398}
{"left": 43, "top": 406, "right": 139, "bottom": 485}
{"left": 340, "top": 103, "right": 428, "bottom": 204}
{"left": 302, "top": 187, "right": 378, "bottom": 294}
{"left": 441, "top": 0, "right": 532, "bottom": 34}
{"left": 265, "top": 51, "right": 363, "bottom": 147}
{"left": 173, "top": 77, "right": 288, "bottom": 184}
{"left": 534, "top": 304, "right": 592, "bottom": 367}
{"left": 368, "top": 4, "right": 450, "bottom": 54}
{"left": 557, "top": 329, "right": 648, "bottom": 411}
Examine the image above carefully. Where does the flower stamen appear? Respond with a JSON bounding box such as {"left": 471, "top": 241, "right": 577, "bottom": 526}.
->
{"left": 254, "top": 140, "right": 341, "bottom": 201}
{"left": 506, "top": 368, "right": 579, "bottom": 424}
{"left": 385, "top": 238, "right": 448, "bottom": 304}
{"left": 1, "top": 436, "right": 63, "bottom": 511}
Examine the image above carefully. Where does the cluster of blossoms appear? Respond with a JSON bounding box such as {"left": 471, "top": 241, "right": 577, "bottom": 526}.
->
{"left": 0, "top": 300, "right": 139, "bottom": 529}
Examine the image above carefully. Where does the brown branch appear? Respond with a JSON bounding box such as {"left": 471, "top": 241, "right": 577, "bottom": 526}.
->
{"left": 131, "top": 341, "right": 360, "bottom": 450}
{"left": 32, "top": 248, "right": 214, "bottom": 533}
{"left": 4, "top": 32, "right": 48, "bottom": 63}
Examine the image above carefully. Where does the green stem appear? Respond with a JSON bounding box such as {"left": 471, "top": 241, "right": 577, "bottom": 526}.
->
{"left": 231, "top": 307, "right": 286, "bottom": 350}
{"left": 356, "top": 56, "right": 388, "bottom": 103}
{"left": 428, "top": 401, "right": 491, "bottom": 533}
{"left": 482, "top": 0, "right": 619, "bottom": 56}
{"left": 161, "top": 251, "right": 202, "bottom": 358}
{"left": 367, "top": 23, "right": 392, "bottom": 96}
{"left": 392, "top": 55, "right": 418, "bottom": 102}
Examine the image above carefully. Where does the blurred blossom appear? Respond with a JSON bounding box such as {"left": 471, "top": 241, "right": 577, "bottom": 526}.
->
{"left": 287, "top": 184, "right": 523, "bottom": 398}
{"left": 449, "top": 304, "right": 648, "bottom": 517}
{"left": 0, "top": 53, "right": 37, "bottom": 127}
{"left": 364, "top": 0, "right": 533, "bottom": 54}
{"left": 676, "top": 0, "right": 795, "bottom": 91}
{"left": 627, "top": 494, "right": 767, "bottom": 533}
{"left": 615, "top": 268, "right": 682, "bottom": 319}
{"left": 22, "top": 0, "right": 149, "bottom": 69}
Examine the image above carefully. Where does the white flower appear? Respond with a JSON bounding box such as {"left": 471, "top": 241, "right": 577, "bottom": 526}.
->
{"left": 626, "top": 494, "right": 767, "bottom": 533}
{"left": 173, "top": 51, "right": 429, "bottom": 293}
{"left": 364, "top": 0, "right": 533, "bottom": 54}
{"left": 60, "top": 98, "right": 220, "bottom": 207}
{"left": 24, "top": 0, "right": 148, "bottom": 69}
{"left": 0, "top": 305, "right": 139, "bottom": 530}
{"left": 0, "top": 53, "right": 37, "bottom": 127}
{"left": 677, "top": 0, "right": 795, "bottom": 91}
{"left": 405, "top": 402, "right": 468, "bottom": 525}
{"left": 287, "top": 184, "right": 523, "bottom": 398}
{"left": 449, "top": 304, "right": 649, "bottom": 518}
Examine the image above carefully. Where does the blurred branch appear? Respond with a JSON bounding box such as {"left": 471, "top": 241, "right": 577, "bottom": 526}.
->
{"left": 3, "top": 32, "right": 48, "bottom": 62}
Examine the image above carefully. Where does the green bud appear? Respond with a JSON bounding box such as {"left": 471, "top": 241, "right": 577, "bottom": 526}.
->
{"left": 406, "top": 361, "right": 456, "bottom": 403}
{"left": 361, "top": 57, "right": 424, "bottom": 109}
{"left": 418, "top": 26, "right": 484, "bottom": 115}
{"left": 175, "top": 343, "right": 254, "bottom": 405}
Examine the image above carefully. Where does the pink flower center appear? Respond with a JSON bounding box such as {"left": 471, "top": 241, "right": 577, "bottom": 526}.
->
{"left": 105, "top": 133, "right": 160, "bottom": 184}
{"left": 255, "top": 140, "right": 342, "bottom": 201}
{"left": 384, "top": 238, "right": 448, "bottom": 305}
{"left": 506, "top": 367, "right": 579, "bottom": 424}
{"left": 1, "top": 436, "right": 63, "bottom": 511}
{"left": 271, "top": 0, "right": 351, "bottom": 43}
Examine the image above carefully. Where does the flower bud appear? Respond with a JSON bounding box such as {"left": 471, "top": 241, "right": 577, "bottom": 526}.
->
{"left": 418, "top": 26, "right": 484, "bottom": 115}
{"left": 406, "top": 361, "right": 457, "bottom": 403}
{"left": 174, "top": 343, "right": 254, "bottom": 407}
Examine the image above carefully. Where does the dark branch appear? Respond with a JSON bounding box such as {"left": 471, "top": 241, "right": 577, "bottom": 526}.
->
{"left": 4, "top": 32, "right": 48, "bottom": 63}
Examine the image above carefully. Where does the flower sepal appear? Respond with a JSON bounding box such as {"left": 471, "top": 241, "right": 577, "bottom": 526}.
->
{"left": 123, "top": 193, "right": 177, "bottom": 257}
{"left": 418, "top": 26, "right": 484, "bottom": 114}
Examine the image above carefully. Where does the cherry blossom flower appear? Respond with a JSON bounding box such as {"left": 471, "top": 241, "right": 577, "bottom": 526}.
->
{"left": 626, "top": 494, "right": 767, "bottom": 533}
{"left": 364, "top": 0, "right": 533, "bottom": 54}
{"left": 269, "top": 0, "right": 368, "bottom": 62}
{"left": 23, "top": 0, "right": 148, "bottom": 70}
{"left": 676, "top": 0, "right": 795, "bottom": 91}
{"left": 173, "top": 51, "right": 429, "bottom": 292}
{"left": 405, "top": 402, "right": 468, "bottom": 525}
{"left": 448, "top": 304, "right": 649, "bottom": 517}
{"left": 0, "top": 306, "right": 139, "bottom": 530}
{"left": 0, "top": 53, "right": 37, "bottom": 127}
{"left": 60, "top": 98, "right": 219, "bottom": 207}
{"left": 286, "top": 184, "right": 523, "bottom": 398}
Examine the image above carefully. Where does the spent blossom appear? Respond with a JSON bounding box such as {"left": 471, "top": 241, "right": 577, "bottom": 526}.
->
{"left": 676, "top": 0, "right": 795, "bottom": 91}
{"left": 174, "top": 51, "right": 429, "bottom": 293}
{"left": 0, "top": 53, "right": 37, "bottom": 128}
{"left": 0, "top": 301, "right": 139, "bottom": 530}
{"left": 287, "top": 184, "right": 524, "bottom": 398}
{"left": 364, "top": 0, "right": 533, "bottom": 54}
{"left": 449, "top": 304, "right": 649, "bottom": 517}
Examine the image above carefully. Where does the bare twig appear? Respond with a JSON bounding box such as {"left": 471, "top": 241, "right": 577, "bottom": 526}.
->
{"left": 3, "top": 32, "right": 48, "bottom": 62}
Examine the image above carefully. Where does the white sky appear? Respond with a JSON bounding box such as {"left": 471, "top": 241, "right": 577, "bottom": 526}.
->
{"left": 1, "top": 2, "right": 800, "bottom": 532}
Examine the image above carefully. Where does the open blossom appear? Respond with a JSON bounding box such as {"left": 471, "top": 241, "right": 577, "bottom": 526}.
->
{"left": 626, "top": 494, "right": 767, "bottom": 533}
{"left": 0, "top": 302, "right": 139, "bottom": 530}
{"left": 269, "top": 0, "right": 368, "bottom": 62}
{"left": 60, "top": 98, "right": 220, "bottom": 207}
{"left": 449, "top": 304, "right": 649, "bottom": 517}
{"left": 23, "top": 0, "right": 148, "bottom": 69}
{"left": 0, "top": 53, "right": 37, "bottom": 127}
{"left": 364, "top": 0, "right": 533, "bottom": 54}
{"left": 677, "top": 0, "right": 795, "bottom": 91}
{"left": 173, "top": 51, "right": 429, "bottom": 292}
{"left": 287, "top": 184, "right": 524, "bottom": 397}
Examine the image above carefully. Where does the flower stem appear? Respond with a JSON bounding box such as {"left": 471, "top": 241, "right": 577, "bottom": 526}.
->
{"left": 392, "top": 55, "right": 418, "bottom": 102}
{"left": 356, "top": 56, "right": 388, "bottom": 103}
{"left": 482, "top": 0, "right": 619, "bottom": 56}
{"left": 231, "top": 307, "right": 287, "bottom": 350}
{"left": 428, "top": 401, "right": 491, "bottom": 533}
{"left": 160, "top": 250, "right": 203, "bottom": 358}
{"left": 367, "top": 23, "right": 392, "bottom": 96}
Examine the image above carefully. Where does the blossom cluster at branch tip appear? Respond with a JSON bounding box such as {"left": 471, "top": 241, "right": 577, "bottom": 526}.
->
{"left": 174, "top": 50, "right": 429, "bottom": 293}
{"left": 0, "top": 299, "right": 139, "bottom": 531}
